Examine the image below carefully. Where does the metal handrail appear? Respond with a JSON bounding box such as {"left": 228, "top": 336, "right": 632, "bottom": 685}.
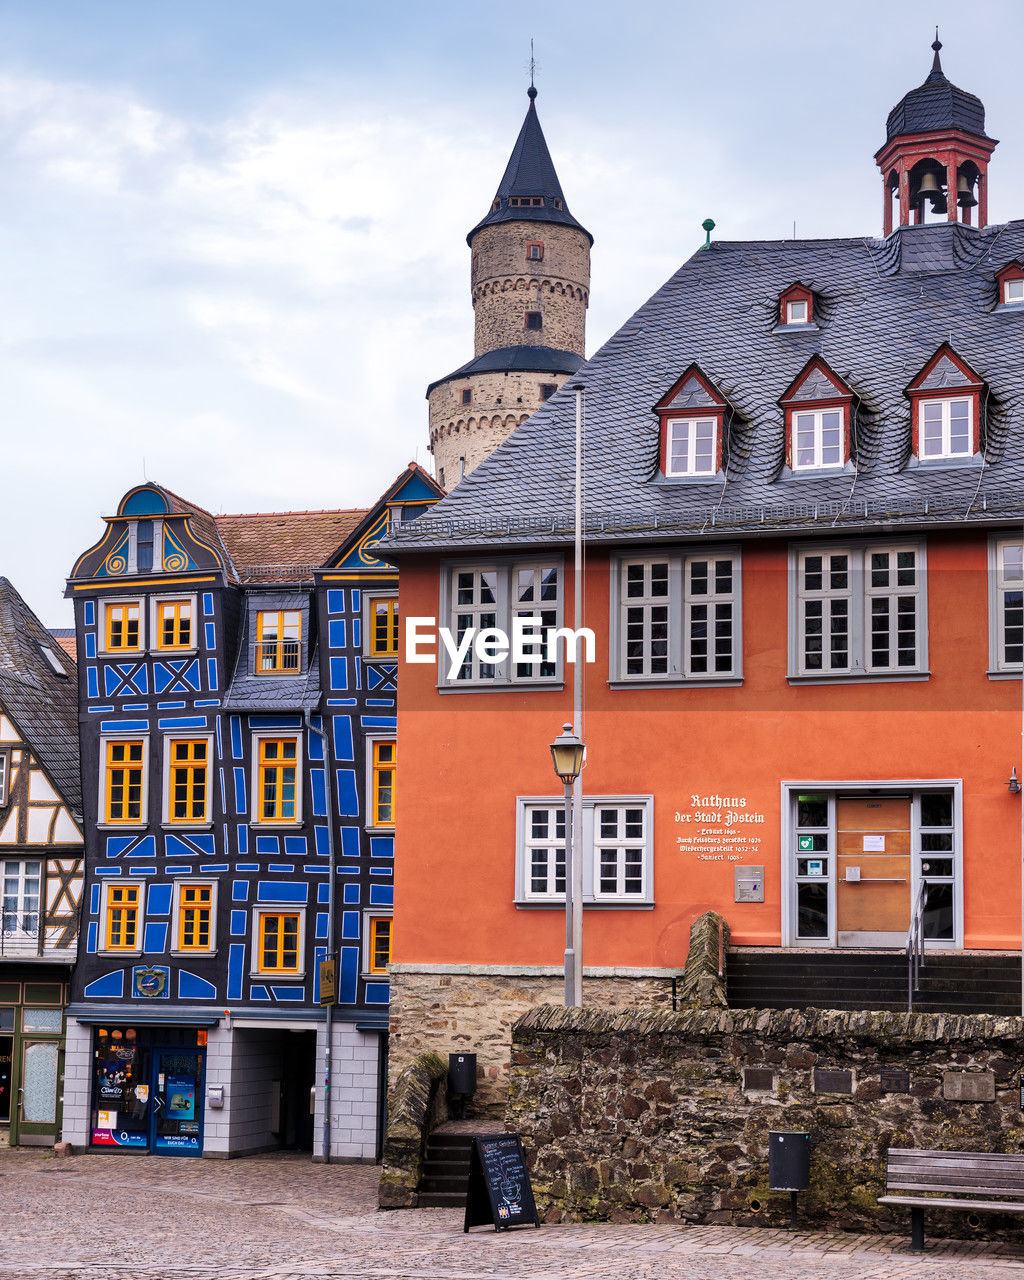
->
{"left": 906, "top": 881, "right": 927, "bottom": 1011}
{"left": 718, "top": 918, "right": 725, "bottom": 981}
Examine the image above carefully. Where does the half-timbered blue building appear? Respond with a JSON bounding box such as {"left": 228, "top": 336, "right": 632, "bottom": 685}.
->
{"left": 62, "top": 464, "right": 440, "bottom": 1159}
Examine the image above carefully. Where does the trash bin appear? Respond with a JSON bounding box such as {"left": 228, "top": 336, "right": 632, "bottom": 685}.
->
{"left": 768, "top": 1130, "right": 810, "bottom": 1190}
{"left": 448, "top": 1053, "right": 477, "bottom": 1096}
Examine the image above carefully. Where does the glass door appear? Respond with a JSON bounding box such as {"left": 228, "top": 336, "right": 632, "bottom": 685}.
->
{"left": 91, "top": 1028, "right": 150, "bottom": 1149}
{"left": 151, "top": 1049, "right": 204, "bottom": 1155}
{"left": 836, "top": 796, "right": 912, "bottom": 947}
{"left": 14, "top": 1007, "right": 64, "bottom": 1145}
{"left": 0, "top": 1029, "right": 12, "bottom": 1125}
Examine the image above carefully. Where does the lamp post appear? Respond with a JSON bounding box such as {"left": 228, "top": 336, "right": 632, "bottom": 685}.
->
{"left": 550, "top": 723, "right": 585, "bottom": 1007}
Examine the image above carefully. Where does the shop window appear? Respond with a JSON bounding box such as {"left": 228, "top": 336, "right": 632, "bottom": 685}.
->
{"left": 102, "top": 740, "right": 147, "bottom": 824}
{"left": 989, "top": 537, "right": 1024, "bottom": 674}
{"left": 253, "top": 909, "right": 304, "bottom": 976}
{"left": 102, "top": 600, "right": 142, "bottom": 653}
{"left": 173, "top": 882, "right": 215, "bottom": 953}
{"left": 164, "top": 738, "right": 210, "bottom": 824}
{"left": 102, "top": 882, "right": 143, "bottom": 952}
{"left": 255, "top": 610, "right": 301, "bottom": 673}
{"left": 515, "top": 797, "right": 654, "bottom": 905}
{"left": 1, "top": 859, "right": 41, "bottom": 940}
{"left": 611, "top": 551, "right": 741, "bottom": 683}
{"left": 154, "top": 599, "right": 194, "bottom": 650}
{"left": 363, "top": 593, "right": 399, "bottom": 659}
{"left": 789, "top": 541, "right": 927, "bottom": 679}
{"left": 255, "top": 736, "right": 301, "bottom": 823}
{"left": 365, "top": 914, "right": 392, "bottom": 975}
{"left": 369, "top": 740, "right": 395, "bottom": 828}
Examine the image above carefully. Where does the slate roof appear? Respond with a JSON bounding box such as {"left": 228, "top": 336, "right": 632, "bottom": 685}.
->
{"left": 885, "top": 45, "right": 990, "bottom": 143}
{"left": 426, "top": 344, "right": 585, "bottom": 396}
{"left": 467, "top": 88, "right": 592, "bottom": 246}
{"left": 382, "top": 219, "right": 1024, "bottom": 554}
{"left": 0, "top": 579, "right": 81, "bottom": 817}
{"left": 215, "top": 509, "right": 367, "bottom": 583}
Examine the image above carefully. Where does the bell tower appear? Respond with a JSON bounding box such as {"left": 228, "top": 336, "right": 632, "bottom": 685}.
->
{"left": 875, "top": 36, "right": 998, "bottom": 236}
{"left": 427, "top": 86, "right": 592, "bottom": 490}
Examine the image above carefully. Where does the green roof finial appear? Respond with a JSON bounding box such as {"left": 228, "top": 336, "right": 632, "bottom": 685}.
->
{"left": 701, "top": 218, "right": 716, "bottom": 249}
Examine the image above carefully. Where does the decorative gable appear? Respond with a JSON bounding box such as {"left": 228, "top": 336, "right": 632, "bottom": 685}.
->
{"left": 779, "top": 356, "right": 855, "bottom": 472}
{"left": 994, "top": 261, "right": 1024, "bottom": 306}
{"left": 779, "top": 282, "right": 815, "bottom": 327}
{"left": 905, "top": 344, "right": 984, "bottom": 460}
{"left": 653, "top": 365, "right": 729, "bottom": 478}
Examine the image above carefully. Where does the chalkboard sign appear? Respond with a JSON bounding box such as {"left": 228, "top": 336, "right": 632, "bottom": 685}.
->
{"left": 463, "top": 1134, "right": 540, "bottom": 1232}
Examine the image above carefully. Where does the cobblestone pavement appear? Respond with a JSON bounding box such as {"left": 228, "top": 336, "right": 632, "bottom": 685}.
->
{"left": 3, "top": 1148, "right": 1024, "bottom": 1280}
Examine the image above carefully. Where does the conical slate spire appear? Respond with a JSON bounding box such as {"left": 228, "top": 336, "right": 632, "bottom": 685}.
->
{"left": 884, "top": 36, "right": 991, "bottom": 144}
{"left": 467, "top": 88, "right": 593, "bottom": 246}
{"left": 929, "top": 30, "right": 943, "bottom": 80}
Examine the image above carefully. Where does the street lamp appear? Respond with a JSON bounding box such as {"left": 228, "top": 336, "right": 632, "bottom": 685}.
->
{"left": 550, "top": 723, "right": 585, "bottom": 1007}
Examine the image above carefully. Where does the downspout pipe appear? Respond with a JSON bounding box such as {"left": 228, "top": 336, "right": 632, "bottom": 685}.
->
{"left": 305, "top": 706, "right": 337, "bottom": 1163}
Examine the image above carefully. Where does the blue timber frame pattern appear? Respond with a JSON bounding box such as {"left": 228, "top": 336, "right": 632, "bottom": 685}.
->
{"left": 63, "top": 466, "right": 441, "bottom": 1159}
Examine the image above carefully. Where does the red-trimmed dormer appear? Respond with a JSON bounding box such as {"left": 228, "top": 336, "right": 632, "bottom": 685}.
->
{"left": 653, "top": 365, "right": 728, "bottom": 479}
{"left": 779, "top": 356, "right": 855, "bottom": 473}
{"left": 906, "top": 343, "right": 984, "bottom": 461}
{"left": 994, "top": 261, "right": 1024, "bottom": 307}
{"left": 778, "top": 282, "right": 815, "bottom": 328}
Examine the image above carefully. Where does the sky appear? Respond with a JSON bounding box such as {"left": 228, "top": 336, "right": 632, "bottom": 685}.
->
{"left": 2, "top": 0, "right": 1022, "bottom": 626}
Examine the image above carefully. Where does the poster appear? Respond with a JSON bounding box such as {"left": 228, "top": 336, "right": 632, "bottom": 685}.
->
{"left": 166, "top": 1075, "right": 196, "bottom": 1121}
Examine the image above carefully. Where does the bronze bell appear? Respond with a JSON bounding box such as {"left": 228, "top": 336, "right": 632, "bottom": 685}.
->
{"left": 916, "top": 171, "right": 945, "bottom": 206}
{"left": 957, "top": 174, "right": 978, "bottom": 208}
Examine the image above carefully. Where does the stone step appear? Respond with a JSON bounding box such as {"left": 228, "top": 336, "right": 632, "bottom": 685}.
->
{"left": 418, "top": 1190, "right": 466, "bottom": 1207}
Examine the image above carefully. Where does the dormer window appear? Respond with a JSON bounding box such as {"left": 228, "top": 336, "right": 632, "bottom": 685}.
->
{"left": 1007, "top": 279, "right": 1024, "bottom": 304}
{"left": 906, "top": 344, "right": 983, "bottom": 463}
{"left": 995, "top": 262, "right": 1024, "bottom": 307}
{"left": 779, "top": 356, "right": 854, "bottom": 474}
{"left": 779, "top": 283, "right": 815, "bottom": 328}
{"left": 653, "top": 365, "right": 728, "bottom": 480}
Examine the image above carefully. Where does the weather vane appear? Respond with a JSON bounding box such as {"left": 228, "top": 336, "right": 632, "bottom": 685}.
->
{"left": 529, "top": 39, "right": 537, "bottom": 91}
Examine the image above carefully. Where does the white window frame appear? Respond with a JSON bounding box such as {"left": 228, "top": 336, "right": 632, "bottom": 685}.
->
{"left": 1003, "top": 278, "right": 1024, "bottom": 304}
{"left": 790, "top": 408, "right": 846, "bottom": 471}
{"left": 988, "top": 536, "right": 1024, "bottom": 676}
{"left": 362, "top": 590, "right": 399, "bottom": 660}
{"left": 917, "top": 396, "right": 973, "bottom": 460}
{"left": 440, "top": 558, "right": 564, "bottom": 688}
{"left": 364, "top": 733, "right": 396, "bottom": 831}
{"left": 127, "top": 518, "right": 164, "bottom": 574}
{"left": 250, "top": 905, "right": 306, "bottom": 979}
{"left": 665, "top": 417, "right": 718, "bottom": 477}
{"left": 170, "top": 878, "right": 218, "bottom": 957}
{"left": 789, "top": 541, "right": 928, "bottom": 681}
{"left": 161, "top": 733, "right": 214, "bottom": 827}
{"left": 610, "top": 549, "right": 742, "bottom": 685}
{"left": 98, "top": 734, "right": 150, "bottom": 828}
{"left": 150, "top": 594, "right": 198, "bottom": 654}
{"left": 361, "top": 908, "right": 393, "bottom": 977}
{"left": 785, "top": 299, "right": 809, "bottom": 325}
{"left": 515, "top": 796, "right": 654, "bottom": 907}
{"left": 0, "top": 749, "right": 9, "bottom": 807}
{"left": 98, "top": 878, "right": 145, "bottom": 956}
{"left": 250, "top": 731, "right": 303, "bottom": 826}
{"left": 1, "top": 857, "right": 42, "bottom": 940}
{"left": 98, "top": 597, "right": 146, "bottom": 657}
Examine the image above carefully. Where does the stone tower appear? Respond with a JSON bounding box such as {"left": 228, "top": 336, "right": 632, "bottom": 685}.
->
{"left": 428, "top": 86, "right": 593, "bottom": 490}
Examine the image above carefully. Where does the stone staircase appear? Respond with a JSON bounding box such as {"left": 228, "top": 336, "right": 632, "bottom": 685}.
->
{"left": 416, "top": 1130, "right": 474, "bottom": 1208}
{"left": 726, "top": 949, "right": 1022, "bottom": 1015}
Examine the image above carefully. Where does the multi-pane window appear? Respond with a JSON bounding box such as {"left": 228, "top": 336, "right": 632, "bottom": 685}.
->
{"left": 445, "top": 561, "right": 562, "bottom": 685}
{"left": 256, "top": 611, "right": 301, "bottom": 673}
{"left": 785, "top": 299, "right": 809, "bottom": 324}
{"left": 517, "top": 798, "right": 653, "bottom": 905}
{"left": 792, "top": 409, "right": 844, "bottom": 470}
{"left": 665, "top": 418, "right": 717, "bottom": 477}
{"left": 992, "top": 538, "right": 1023, "bottom": 672}
{"left": 616, "top": 552, "right": 740, "bottom": 682}
{"left": 105, "top": 602, "right": 141, "bottom": 652}
{"left": 918, "top": 397, "right": 972, "bottom": 459}
{"left": 104, "top": 883, "right": 140, "bottom": 950}
{"left": 257, "top": 911, "right": 301, "bottom": 973}
{"left": 104, "top": 741, "right": 145, "bottom": 823}
{"left": 368, "top": 597, "right": 399, "bottom": 658}
{"left": 0, "top": 750, "right": 8, "bottom": 807}
{"left": 167, "top": 739, "right": 208, "bottom": 823}
{"left": 257, "top": 738, "right": 299, "bottom": 822}
{"left": 156, "top": 600, "right": 193, "bottom": 650}
{"left": 1, "top": 859, "right": 41, "bottom": 938}
{"left": 176, "top": 884, "right": 213, "bottom": 951}
{"left": 918, "top": 791, "right": 955, "bottom": 941}
{"left": 371, "top": 741, "right": 395, "bottom": 827}
{"left": 793, "top": 543, "right": 925, "bottom": 677}
{"left": 368, "top": 917, "right": 392, "bottom": 974}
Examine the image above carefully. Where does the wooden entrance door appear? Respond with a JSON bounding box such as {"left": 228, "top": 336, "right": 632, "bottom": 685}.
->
{"left": 836, "top": 796, "right": 912, "bottom": 947}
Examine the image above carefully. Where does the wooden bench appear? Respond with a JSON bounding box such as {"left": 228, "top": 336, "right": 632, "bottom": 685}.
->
{"left": 879, "top": 1148, "right": 1024, "bottom": 1250}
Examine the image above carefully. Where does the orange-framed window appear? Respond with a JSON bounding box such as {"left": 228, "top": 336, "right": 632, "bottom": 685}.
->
{"left": 368, "top": 916, "right": 392, "bottom": 974}
{"left": 258, "top": 738, "right": 298, "bottom": 822}
{"left": 105, "top": 602, "right": 141, "bottom": 652}
{"left": 257, "top": 911, "right": 300, "bottom": 973}
{"left": 369, "top": 597, "right": 399, "bottom": 658}
{"left": 177, "top": 883, "right": 213, "bottom": 951}
{"left": 105, "top": 884, "right": 140, "bottom": 950}
{"left": 105, "top": 741, "right": 145, "bottom": 823}
{"left": 256, "top": 610, "right": 301, "bottom": 673}
{"left": 157, "top": 599, "right": 193, "bottom": 650}
{"left": 372, "top": 741, "right": 395, "bottom": 826}
{"left": 168, "top": 739, "right": 208, "bottom": 824}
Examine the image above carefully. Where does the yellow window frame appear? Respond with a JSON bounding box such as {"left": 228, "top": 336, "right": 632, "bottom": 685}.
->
{"left": 105, "top": 884, "right": 140, "bottom": 950}
{"left": 105, "top": 740, "right": 145, "bottom": 824}
{"left": 256, "top": 610, "right": 301, "bottom": 673}
{"left": 369, "top": 597, "right": 399, "bottom": 657}
{"left": 372, "top": 740, "right": 395, "bottom": 827}
{"left": 105, "top": 601, "right": 141, "bottom": 652}
{"left": 157, "top": 599, "right": 193, "bottom": 650}
{"left": 258, "top": 737, "right": 299, "bottom": 823}
{"left": 368, "top": 916, "right": 392, "bottom": 974}
{"left": 257, "top": 911, "right": 300, "bottom": 973}
{"left": 177, "top": 883, "right": 213, "bottom": 951}
{"left": 167, "top": 739, "right": 209, "bottom": 824}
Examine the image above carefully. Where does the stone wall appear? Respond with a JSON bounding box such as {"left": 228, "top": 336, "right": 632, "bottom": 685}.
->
{"left": 388, "top": 968, "right": 676, "bottom": 1118}
{"left": 379, "top": 1051, "right": 448, "bottom": 1208}
{"left": 508, "top": 1004, "right": 1024, "bottom": 1238}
